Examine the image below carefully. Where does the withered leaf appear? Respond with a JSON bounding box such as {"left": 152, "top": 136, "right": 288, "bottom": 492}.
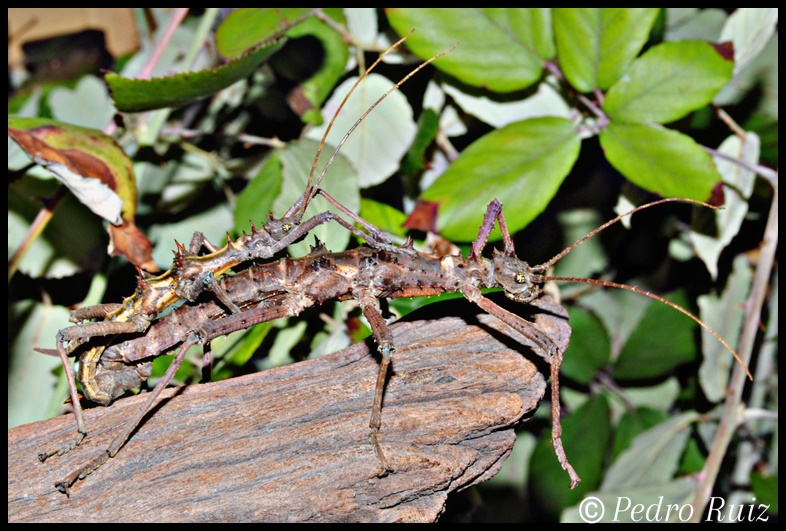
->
{"left": 8, "top": 117, "right": 157, "bottom": 271}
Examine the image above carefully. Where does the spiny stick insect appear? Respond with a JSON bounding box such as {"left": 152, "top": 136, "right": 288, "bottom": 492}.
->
{"left": 46, "top": 194, "right": 748, "bottom": 494}
{"left": 38, "top": 31, "right": 458, "bottom": 493}
{"left": 35, "top": 31, "right": 751, "bottom": 496}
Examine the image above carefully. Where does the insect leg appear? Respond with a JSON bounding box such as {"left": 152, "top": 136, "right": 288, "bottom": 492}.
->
{"left": 355, "top": 288, "right": 395, "bottom": 476}
{"left": 37, "top": 341, "right": 87, "bottom": 462}
{"left": 470, "top": 288, "right": 580, "bottom": 489}
{"left": 55, "top": 299, "right": 296, "bottom": 494}
{"left": 188, "top": 231, "right": 219, "bottom": 254}
{"left": 69, "top": 303, "right": 123, "bottom": 322}
{"left": 39, "top": 319, "right": 150, "bottom": 462}
{"left": 469, "top": 199, "right": 516, "bottom": 260}
{"left": 315, "top": 189, "right": 392, "bottom": 246}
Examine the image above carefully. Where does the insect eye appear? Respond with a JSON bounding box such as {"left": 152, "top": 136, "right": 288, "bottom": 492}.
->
{"left": 281, "top": 223, "right": 292, "bottom": 232}
{"left": 515, "top": 273, "right": 528, "bottom": 284}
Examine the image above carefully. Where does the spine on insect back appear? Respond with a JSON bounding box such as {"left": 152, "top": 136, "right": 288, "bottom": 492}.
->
{"left": 85, "top": 243, "right": 489, "bottom": 403}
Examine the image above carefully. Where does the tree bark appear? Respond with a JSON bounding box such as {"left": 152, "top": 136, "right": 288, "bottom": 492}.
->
{"left": 8, "top": 295, "right": 570, "bottom": 523}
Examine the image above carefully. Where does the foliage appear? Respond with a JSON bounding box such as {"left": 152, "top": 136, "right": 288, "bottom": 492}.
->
{"left": 8, "top": 8, "right": 778, "bottom": 522}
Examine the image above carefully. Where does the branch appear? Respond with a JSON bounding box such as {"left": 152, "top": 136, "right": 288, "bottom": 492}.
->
{"left": 8, "top": 296, "right": 570, "bottom": 523}
{"left": 689, "top": 174, "right": 779, "bottom": 520}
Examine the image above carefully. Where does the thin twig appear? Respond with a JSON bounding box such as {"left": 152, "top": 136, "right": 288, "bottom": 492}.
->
{"left": 138, "top": 8, "right": 190, "bottom": 80}
{"left": 702, "top": 145, "right": 778, "bottom": 184}
{"left": 7, "top": 186, "right": 67, "bottom": 282}
{"left": 689, "top": 175, "right": 778, "bottom": 521}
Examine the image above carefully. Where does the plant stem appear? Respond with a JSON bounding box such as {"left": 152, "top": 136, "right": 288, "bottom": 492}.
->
{"left": 689, "top": 175, "right": 778, "bottom": 521}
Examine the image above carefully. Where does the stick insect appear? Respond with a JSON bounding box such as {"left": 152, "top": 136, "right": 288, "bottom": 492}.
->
{"left": 34, "top": 29, "right": 751, "bottom": 495}
{"left": 45, "top": 194, "right": 748, "bottom": 495}
{"left": 37, "top": 33, "right": 456, "bottom": 486}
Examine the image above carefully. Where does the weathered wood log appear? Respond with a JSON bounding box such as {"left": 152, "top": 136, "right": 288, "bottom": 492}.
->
{"left": 8, "top": 295, "right": 570, "bottom": 522}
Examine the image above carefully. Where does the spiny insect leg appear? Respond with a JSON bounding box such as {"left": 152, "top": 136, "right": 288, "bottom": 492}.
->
{"left": 356, "top": 288, "right": 396, "bottom": 476}
{"left": 473, "top": 293, "right": 580, "bottom": 488}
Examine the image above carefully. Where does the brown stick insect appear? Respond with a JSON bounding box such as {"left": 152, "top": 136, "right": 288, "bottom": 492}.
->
{"left": 36, "top": 32, "right": 458, "bottom": 493}
{"left": 45, "top": 193, "right": 748, "bottom": 494}
{"left": 33, "top": 31, "right": 751, "bottom": 497}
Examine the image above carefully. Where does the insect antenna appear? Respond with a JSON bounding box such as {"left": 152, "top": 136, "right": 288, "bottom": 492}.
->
{"left": 294, "top": 29, "right": 414, "bottom": 218}
{"left": 533, "top": 197, "right": 752, "bottom": 380}
{"left": 281, "top": 30, "right": 410, "bottom": 221}
{"left": 535, "top": 198, "right": 717, "bottom": 271}
{"left": 292, "top": 30, "right": 458, "bottom": 222}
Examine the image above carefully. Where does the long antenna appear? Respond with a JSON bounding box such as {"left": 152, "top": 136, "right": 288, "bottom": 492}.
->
{"left": 534, "top": 197, "right": 721, "bottom": 272}
{"left": 293, "top": 30, "right": 457, "bottom": 217}
{"left": 531, "top": 196, "right": 752, "bottom": 381}
{"left": 543, "top": 275, "right": 752, "bottom": 380}
{"left": 307, "top": 41, "right": 458, "bottom": 209}
{"left": 285, "top": 30, "right": 415, "bottom": 218}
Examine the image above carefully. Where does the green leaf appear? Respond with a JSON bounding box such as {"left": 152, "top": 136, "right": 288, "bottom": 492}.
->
{"left": 613, "top": 291, "right": 697, "bottom": 380}
{"left": 8, "top": 117, "right": 135, "bottom": 224}
{"left": 690, "top": 133, "right": 759, "bottom": 278}
{"left": 8, "top": 300, "right": 72, "bottom": 428}
{"left": 389, "top": 292, "right": 465, "bottom": 319}
{"left": 603, "top": 40, "right": 734, "bottom": 124}
{"left": 9, "top": 176, "right": 104, "bottom": 278}
{"left": 359, "top": 198, "right": 409, "bottom": 238}
{"left": 344, "top": 8, "right": 381, "bottom": 47}
{"left": 561, "top": 307, "right": 610, "bottom": 385}
{"left": 750, "top": 472, "right": 779, "bottom": 517}
{"left": 386, "top": 8, "right": 552, "bottom": 92}
{"left": 215, "top": 8, "right": 315, "bottom": 59}
{"left": 234, "top": 152, "right": 283, "bottom": 233}
{"left": 305, "top": 73, "right": 417, "bottom": 188}
{"left": 421, "top": 116, "right": 581, "bottom": 242}
{"left": 151, "top": 351, "right": 197, "bottom": 386}
{"left": 216, "top": 323, "right": 273, "bottom": 373}
{"left": 529, "top": 395, "right": 612, "bottom": 519}
{"left": 48, "top": 75, "right": 116, "bottom": 129}
{"left": 279, "top": 12, "right": 349, "bottom": 125}
{"left": 664, "top": 8, "right": 727, "bottom": 42}
{"left": 719, "top": 8, "right": 779, "bottom": 76}
{"left": 678, "top": 435, "right": 706, "bottom": 474}
{"left": 554, "top": 8, "right": 659, "bottom": 91}
{"left": 443, "top": 79, "right": 571, "bottom": 128}
{"left": 600, "top": 122, "right": 721, "bottom": 200}
{"left": 260, "top": 320, "right": 306, "bottom": 370}
{"left": 612, "top": 407, "right": 669, "bottom": 460}
{"left": 213, "top": 9, "right": 348, "bottom": 124}
{"left": 105, "top": 39, "right": 285, "bottom": 112}
{"left": 621, "top": 379, "right": 681, "bottom": 412}
{"left": 551, "top": 209, "right": 609, "bottom": 280}
{"left": 697, "top": 255, "right": 750, "bottom": 402}
{"left": 602, "top": 411, "right": 699, "bottom": 490}
{"left": 401, "top": 108, "right": 439, "bottom": 176}
{"left": 563, "top": 288, "right": 649, "bottom": 365}
{"left": 8, "top": 116, "right": 155, "bottom": 270}
{"left": 153, "top": 151, "right": 226, "bottom": 214}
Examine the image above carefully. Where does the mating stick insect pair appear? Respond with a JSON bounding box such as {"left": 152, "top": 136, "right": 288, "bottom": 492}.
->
{"left": 36, "top": 34, "right": 750, "bottom": 496}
